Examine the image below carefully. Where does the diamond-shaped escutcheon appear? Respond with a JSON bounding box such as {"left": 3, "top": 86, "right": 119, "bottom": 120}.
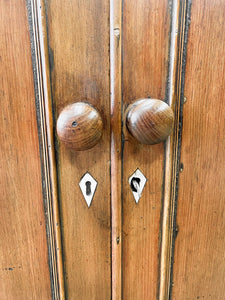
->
{"left": 79, "top": 172, "right": 97, "bottom": 207}
{"left": 128, "top": 169, "right": 147, "bottom": 204}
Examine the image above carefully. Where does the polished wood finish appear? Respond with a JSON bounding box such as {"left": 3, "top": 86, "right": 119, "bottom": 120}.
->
{"left": 46, "top": 0, "right": 111, "bottom": 298}
{"left": 126, "top": 99, "right": 174, "bottom": 145}
{"left": 172, "top": 0, "right": 225, "bottom": 299}
{"left": 57, "top": 102, "right": 103, "bottom": 151}
{"left": 0, "top": 1, "right": 52, "bottom": 298}
{"left": 122, "top": 1, "right": 170, "bottom": 298}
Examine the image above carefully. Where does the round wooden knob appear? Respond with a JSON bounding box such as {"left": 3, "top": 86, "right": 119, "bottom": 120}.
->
{"left": 126, "top": 99, "right": 174, "bottom": 145}
{"left": 57, "top": 102, "right": 103, "bottom": 151}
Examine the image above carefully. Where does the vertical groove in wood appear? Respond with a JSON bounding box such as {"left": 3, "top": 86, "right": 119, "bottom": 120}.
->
{"left": 110, "top": 1, "right": 122, "bottom": 299}
{"left": 159, "top": 1, "right": 191, "bottom": 299}
{"left": 28, "top": 0, "right": 65, "bottom": 298}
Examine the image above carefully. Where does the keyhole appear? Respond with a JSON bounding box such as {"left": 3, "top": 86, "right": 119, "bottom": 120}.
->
{"left": 130, "top": 177, "right": 141, "bottom": 193}
{"left": 85, "top": 181, "right": 91, "bottom": 196}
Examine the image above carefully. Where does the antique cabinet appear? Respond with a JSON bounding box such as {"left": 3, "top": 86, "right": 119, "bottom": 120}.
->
{"left": 1, "top": 0, "right": 225, "bottom": 299}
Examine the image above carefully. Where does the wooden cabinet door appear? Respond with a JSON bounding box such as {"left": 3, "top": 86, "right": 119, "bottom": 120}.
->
{"left": 1, "top": 0, "right": 225, "bottom": 299}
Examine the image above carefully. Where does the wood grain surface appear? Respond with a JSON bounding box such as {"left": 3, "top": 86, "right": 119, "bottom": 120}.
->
{"left": 172, "top": 0, "right": 225, "bottom": 299}
{"left": 0, "top": 1, "right": 52, "bottom": 299}
{"left": 122, "top": 1, "right": 170, "bottom": 298}
{"left": 46, "top": 0, "right": 111, "bottom": 298}
{"left": 126, "top": 99, "right": 174, "bottom": 145}
{"left": 57, "top": 102, "right": 103, "bottom": 151}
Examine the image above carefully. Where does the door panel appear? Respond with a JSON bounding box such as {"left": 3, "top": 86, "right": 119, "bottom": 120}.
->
{"left": 172, "top": 0, "right": 225, "bottom": 298}
{"left": 45, "top": 0, "right": 111, "bottom": 298}
{"left": 2, "top": 0, "right": 225, "bottom": 298}
{"left": 122, "top": 0, "right": 170, "bottom": 298}
{"left": 0, "top": 1, "right": 52, "bottom": 299}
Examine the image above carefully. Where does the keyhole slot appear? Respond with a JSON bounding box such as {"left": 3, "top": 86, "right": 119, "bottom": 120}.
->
{"left": 85, "top": 181, "right": 91, "bottom": 196}
{"left": 130, "top": 177, "right": 141, "bottom": 193}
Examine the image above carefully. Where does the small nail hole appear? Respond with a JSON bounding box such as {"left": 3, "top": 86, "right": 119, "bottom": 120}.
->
{"left": 72, "top": 121, "right": 77, "bottom": 127}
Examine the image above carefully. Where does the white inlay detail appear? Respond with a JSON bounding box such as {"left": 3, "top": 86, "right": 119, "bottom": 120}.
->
{"left": 128, "top": 169, "right": 147, "bottom": 204}
{"left": 79, "top": 172, "right": 97, "bottom": 208}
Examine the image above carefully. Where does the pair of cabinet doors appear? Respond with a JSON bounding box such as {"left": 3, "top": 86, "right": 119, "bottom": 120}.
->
{"left": 1, "top": 0, "right": 225, "bottom": 299}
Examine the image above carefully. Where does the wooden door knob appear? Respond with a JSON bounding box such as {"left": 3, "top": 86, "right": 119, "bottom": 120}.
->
{"left": 57, "top": 102, "right": 103, "bottom": 151}
{"left": 126, "top": 99, "right": 174, "bottom": 145}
